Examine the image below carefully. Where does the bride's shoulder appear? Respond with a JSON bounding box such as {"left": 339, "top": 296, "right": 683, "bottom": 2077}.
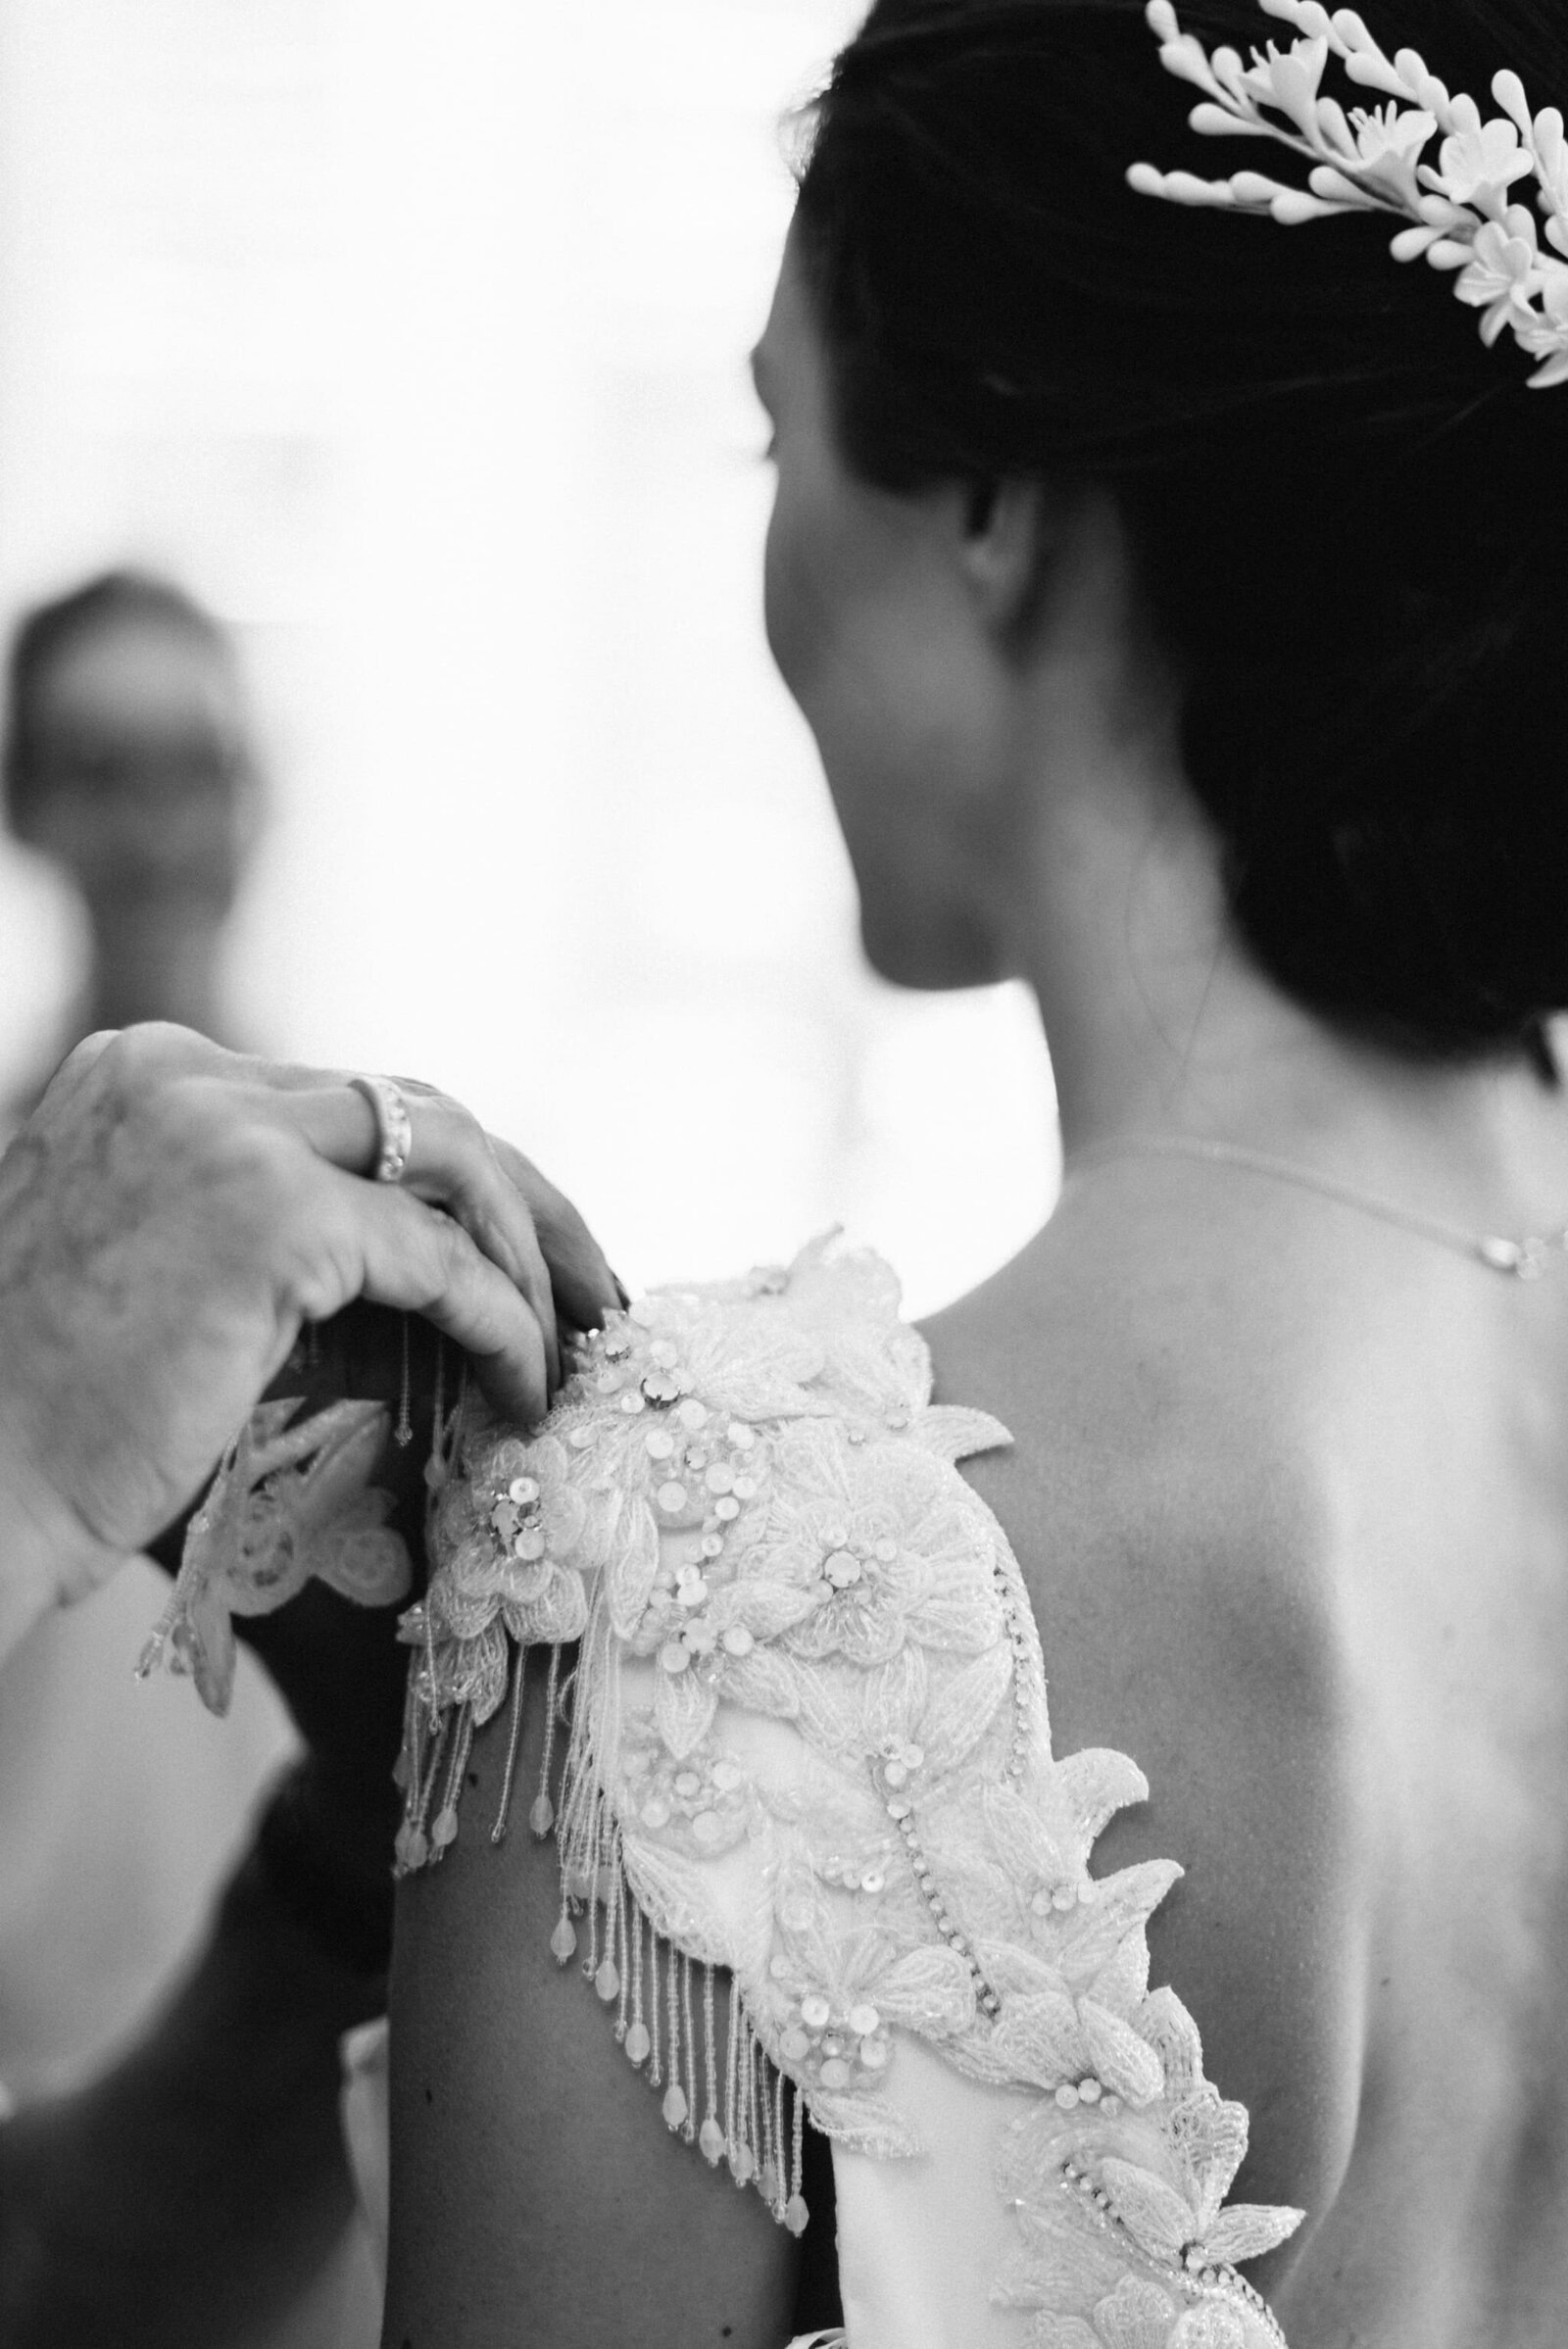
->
{"left": 590, "top": 1224, "right": 1354, "bottom": 1715}
{"left": 398, "top": 1231, "right": 1367, "bottom": 2331}
{"left": 923, "top": 1217, "right": 1359, "bottom": 1675}
{"left": 564, "top": 1226, "right": 1366, "bottom": 1949}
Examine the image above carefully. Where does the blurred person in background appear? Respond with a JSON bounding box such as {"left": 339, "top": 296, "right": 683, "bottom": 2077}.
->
{"left": 0, "top": 578, "right": 355, "bottom": 2345}
{"left": 2, "top": 568, "right": 262, "bottom": 1087}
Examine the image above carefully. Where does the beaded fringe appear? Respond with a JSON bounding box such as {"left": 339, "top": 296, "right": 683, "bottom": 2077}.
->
{"left": 395, "top": 1636, "right": 810, "bottom": 2236}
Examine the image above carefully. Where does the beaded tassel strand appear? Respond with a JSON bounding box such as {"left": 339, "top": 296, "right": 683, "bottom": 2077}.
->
{"left": 530, "top": 1644, "right": 564, "bottom": 1838}
{"left": 626, "top": 1905, "right": 651, "bottom": 2068}
{"left": 699, "top": 1966, "right": 724, "bottom": 2164}
{"left": 662, "top": 1944, "right": 687, "bottom": 2129}
{"left": 489, "top": 1656, "right": 529, "bottom": 1845}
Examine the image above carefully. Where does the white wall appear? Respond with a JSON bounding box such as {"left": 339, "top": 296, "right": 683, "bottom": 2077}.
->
{"left": 0, "top": 0, "right": 1058, "bottom": 1315}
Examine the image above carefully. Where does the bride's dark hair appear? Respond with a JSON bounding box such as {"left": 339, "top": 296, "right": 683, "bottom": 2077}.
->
{"left": 796, "top": 0, "right": 1568, "bottom": 1062}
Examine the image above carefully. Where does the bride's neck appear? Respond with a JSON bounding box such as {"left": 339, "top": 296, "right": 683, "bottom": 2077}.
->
{"left": 1012, "top": 732, "right": 1566, "bottom": 1223}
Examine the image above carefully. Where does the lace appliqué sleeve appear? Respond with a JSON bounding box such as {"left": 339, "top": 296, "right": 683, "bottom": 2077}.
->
{"left": 396, "top": 1235, "right": 1302, "bottom": 2346}
{"left": 138, "top": 1396, "right": 413, "bottom": 1716}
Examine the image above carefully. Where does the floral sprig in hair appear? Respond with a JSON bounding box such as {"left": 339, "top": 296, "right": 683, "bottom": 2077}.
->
{"left": 1128, "top": 0, "right": 1568, "bottom": 387}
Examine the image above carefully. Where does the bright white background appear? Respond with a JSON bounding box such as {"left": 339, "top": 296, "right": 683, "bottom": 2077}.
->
{"left": 0, "top": 0, "right": 1058, "bottom": 1313}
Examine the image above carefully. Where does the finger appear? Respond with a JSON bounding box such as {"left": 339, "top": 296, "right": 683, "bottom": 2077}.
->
{"left": 31, "top": 1024, "right": 165, "bottom": 1127}
{"left": 486, "top": 1136, "right": 621, "bottom": 1329}
{"left": 32, "top": 1021, "right": 250, "bottom": 1141}
{"left": 23, "top": 1032, "right": 118, "bottom": 1137}
{"left": 74, "top": 1021, "right": 234, "bottom": 1088}
{"left": 48, "top": 1026, "right": 372, "bottom": 1123}
{"left": 259, "top": 1079, "right": 564, "bottom": 1393}
{"left": 308, "top": 1176, "right": 550, "bottom": 1426}
{"left": 392, "top": 1101, "right": 562, "bottom": 1389}
{"left": 48, "top": 1026, "right": 120, "bottom": 1087}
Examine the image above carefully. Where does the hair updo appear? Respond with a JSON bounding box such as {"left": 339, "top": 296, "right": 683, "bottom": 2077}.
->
{"left": 795, "top": 0, "right": 1568, "bottom": 1062}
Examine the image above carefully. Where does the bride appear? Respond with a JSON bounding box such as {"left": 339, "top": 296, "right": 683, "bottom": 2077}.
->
{"left": 162, "top": 1, "right": 1568, "bottom": 2343}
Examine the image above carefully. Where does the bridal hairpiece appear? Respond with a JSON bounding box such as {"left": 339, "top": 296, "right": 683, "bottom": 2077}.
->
{"left": 1129, "top": 0, "right": 1568, "bottom": 388}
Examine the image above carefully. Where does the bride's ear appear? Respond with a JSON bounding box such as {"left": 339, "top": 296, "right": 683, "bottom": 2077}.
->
{"left": 958, "top": 477, "right": 1061, "bottom": 637}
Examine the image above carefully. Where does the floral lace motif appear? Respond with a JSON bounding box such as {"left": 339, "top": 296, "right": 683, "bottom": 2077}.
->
{"left": 139, "top": 1397, "right": 412, "bottom": 1715}
{"left": 398, "top": 1236, "right": 1301, "bottom": 2344}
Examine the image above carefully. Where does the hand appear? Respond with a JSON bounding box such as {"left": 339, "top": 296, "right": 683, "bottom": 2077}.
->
{"left": 0, "top": 1023, "right": 619, "bottom": 1658}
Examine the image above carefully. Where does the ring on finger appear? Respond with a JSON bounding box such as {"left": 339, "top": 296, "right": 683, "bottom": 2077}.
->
{"left": 349, "top": 1074, "right": 415, "bottom": 1186}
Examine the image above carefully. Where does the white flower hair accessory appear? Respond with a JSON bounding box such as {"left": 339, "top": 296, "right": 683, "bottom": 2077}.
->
{"left": 1128, "top": 0, "right": 1568, "bottom": 387}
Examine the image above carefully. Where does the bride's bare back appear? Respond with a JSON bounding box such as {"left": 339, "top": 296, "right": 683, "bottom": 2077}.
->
{"left": 932, "top": 1157, "right": 1568, "bottom": 2349}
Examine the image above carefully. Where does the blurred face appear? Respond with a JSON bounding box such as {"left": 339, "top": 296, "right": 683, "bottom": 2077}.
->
{"left": 20, "top": 614, "right": 259, "bottom": 922}
{"left": 756, "top": 227, "right": 1023, "bottom": 989}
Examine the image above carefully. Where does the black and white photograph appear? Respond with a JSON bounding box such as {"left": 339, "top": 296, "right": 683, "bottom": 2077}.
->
{"left": 0, "top": 5, "right": 1563, "bottom": 2346}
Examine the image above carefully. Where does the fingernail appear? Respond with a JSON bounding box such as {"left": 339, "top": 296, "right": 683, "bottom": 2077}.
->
{"left": 612, "top": 1271, "right": 632, "bottom": 1311}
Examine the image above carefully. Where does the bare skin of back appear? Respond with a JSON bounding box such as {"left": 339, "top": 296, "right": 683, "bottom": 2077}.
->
{"left": 931, "top": 1158, "right": 1568, "bottom": 2349}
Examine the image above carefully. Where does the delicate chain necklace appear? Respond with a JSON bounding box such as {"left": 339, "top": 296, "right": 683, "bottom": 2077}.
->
{"left": 1066, "top": 1134, "right": 1568, "bottom": 1280}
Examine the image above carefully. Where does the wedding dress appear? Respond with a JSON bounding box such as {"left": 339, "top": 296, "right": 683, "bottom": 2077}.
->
{"left": 159, "top": 1236, "right": 1304, "bottom": 2349}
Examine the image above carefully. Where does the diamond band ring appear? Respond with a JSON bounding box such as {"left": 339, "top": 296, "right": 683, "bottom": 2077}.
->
{"left": 349, "top": 1074, "right": 414, "bottom": 1186}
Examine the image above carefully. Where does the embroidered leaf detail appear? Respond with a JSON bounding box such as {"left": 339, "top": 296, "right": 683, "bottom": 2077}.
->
{"left": 576, "top": 1480, "right": 635, "bottom": 1574}
{"left": 803, "top": 2086, "right": 926, "bottom": 2158}
{"left": 911, "top": 1573, "right": 1007, "bottom": 1654}
{"left": 1097, "top": 2158, "right": 1198, "bottom": 2262}
{"left": 621, "top": 1839, "right": 765, "bottom": 1973}
{"left": 541, "top": 1480, "right": 588, "bottom": 1555}
{"left": 787, "top": 1647, "right": 929, "bottom": 1759}
{"left": 723, "top": 1579, "right": 819, "bottom": 1640}
{"left": 1055, "top": 1747, "right": 1150, "bottom": 1845}
{"left": 984, "top": 1779, "right": 1070, "bottom": 1891}
{"left": 1061, "top": 1860, "right": 1183, "bottom": 1980}
{"left": 855, "top": 1646, "right": 931, "bottom": 1750}
{"left": 179, "top": 1573, "right": 238, "bottom": 1714}
{"left": 1199, "top": 2202, "right": 1305, "bottom": 2265}
{"left": 769, "top": 1861, "right": 848, "bottom": 1982}
{"left": 995, "top": 2106, "right": 1078, "bottom": 2204}
{"left": 991, "top": 1988, "right": 1089, "bottom": 2087}
{"left": 1089, "top": 1929, "right": 1152, "bottom": 2018}
{"left": 1137, "top": 1987, "right": 1206, "bottom": 2104}
{"left": 502, "top": 1561, "right": 588, "bottom": 1648}
{"left": 718, "top": 1645, "right": 801, "bottom": 1718}
{"left": 1077, "top": 1997, "right": 1166, "bottom": 2107}
{"left": 441, "top": 1621, "right": 512, "bottom": 1725}
{"left": 682, "top": 1316, "right": 827, "bottom": 1421}
{"left": 1167, "top": 2304, "right": 1248, "bottom": 2348}
{"left": 1091, "top": 2274, "right": 1180, "bottom": 2349}
{"left": 977, "top": 1940, "right": 1071, "bottom": 2002}
{"left": 791, "top": 1661, "right": 872, "bottom": 1758}
{"left": 655, "top": 1661, "right": 719, "bottom": 1759}
{"left": 1027, "top": 2319, "right": 1102, "bottom": 2349}
{"left": 1171, "top": 2089, "right": 1251, "bottom": 2227}
{"left": 269, "top": 1405, "right": 409, "bottom": 1591}
{"left": 913, "top": 1405, "right": 1012, "bottom": 1463}
{"left": 312, "top": 1510, "right": 411, "bottom": 1608}
{"left": 605, "top": 1497, "right": 660, "bottom": 1637}
{"left": 918, "top": 1641, "right": 1012, "bottom": 1775}
{"left": 151, "top": 1398, "right": 410, "bottom": 1713}
{"left": 876, "top": 1943, "right": 977, "bottom": 2035}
